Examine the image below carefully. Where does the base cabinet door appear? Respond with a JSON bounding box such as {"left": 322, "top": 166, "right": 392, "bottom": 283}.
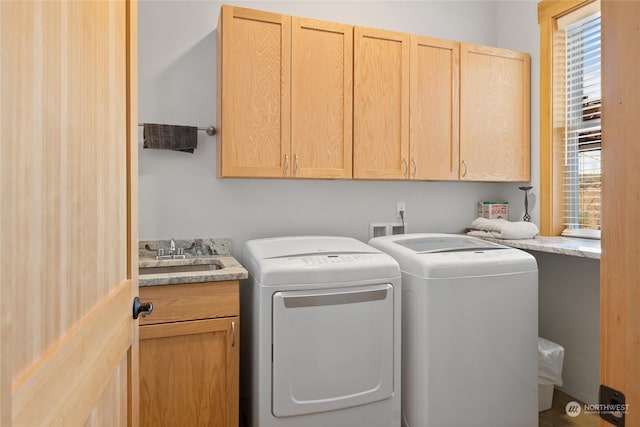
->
{"left": 140, "top": 317, "right": 239, "bottom": 427}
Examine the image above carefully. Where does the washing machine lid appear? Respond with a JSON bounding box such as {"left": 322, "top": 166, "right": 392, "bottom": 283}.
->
{"left": 368, "top": 233, "right": 537, "bottom": 278}
{"left": 243, "top": 236, "right": 401, "bottom": 286}
{"left": 396, "top": 235, "right": 503, "bottom": 253}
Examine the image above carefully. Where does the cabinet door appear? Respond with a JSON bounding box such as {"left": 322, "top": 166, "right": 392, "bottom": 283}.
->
{"left": 460, "top": 43, "right": 531, "bottom": 181}
{"left": 354, "top": 27, "right": 410, "bottom": 179}
{"left": 140, "top": 317, "right": 239, "bottom": 427}
{"left": 410, "top": 36, "right": 460, "bottom": 180}
{"left": 292, "top": 18, "right": 353, "bottom": 179}
{"left": 218, "top": 6, "right": 291, "bottom": 177}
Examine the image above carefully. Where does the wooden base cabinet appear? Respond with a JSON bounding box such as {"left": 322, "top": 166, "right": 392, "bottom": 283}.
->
{"left": 139, "top": 281, "right": 239, "bottom": 427}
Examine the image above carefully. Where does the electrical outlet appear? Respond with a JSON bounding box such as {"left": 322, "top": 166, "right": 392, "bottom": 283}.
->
{"left": 396, "top": 202, "right": 406, "bottom": 218}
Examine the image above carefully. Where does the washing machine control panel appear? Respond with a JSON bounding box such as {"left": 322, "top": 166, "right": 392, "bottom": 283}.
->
{"left": 449, "top": 250, "right": 507, "bottom": 261}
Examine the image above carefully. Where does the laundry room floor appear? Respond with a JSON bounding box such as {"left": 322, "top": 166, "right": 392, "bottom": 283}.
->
{"left": 539, "top": 390, "right": 600, "bottom": 427}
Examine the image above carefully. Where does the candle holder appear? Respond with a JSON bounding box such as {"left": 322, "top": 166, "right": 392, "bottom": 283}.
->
{"left": 518, "top": 186, "right": 533, "bottom": 222}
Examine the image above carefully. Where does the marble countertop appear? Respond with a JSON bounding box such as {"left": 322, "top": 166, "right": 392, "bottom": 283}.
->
{"left": 479, "top": 236, "right": 601, "bottom": 260}
{"left": 138, "top": 238, "right": 247, "bottom": 286}
{"left": 139, "top": 255, "right": 248, "bottom": 286}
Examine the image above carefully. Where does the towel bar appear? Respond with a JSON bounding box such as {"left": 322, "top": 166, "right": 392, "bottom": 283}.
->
{"left": 138, "top": 123, "right": 216, "bottom": 136}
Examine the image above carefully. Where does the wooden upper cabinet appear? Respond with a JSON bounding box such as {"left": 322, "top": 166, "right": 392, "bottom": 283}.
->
{"left": 217, "top": 5, "right": 531, "bottom": 182}
{"left": 459, "top": 43, "right": 531, "bottom": 181}
{"left": 291, "top": 18, "right": 353, "bottom": 179}
{"left": 410, "top": 35, "right": 460, "bottom": 180}
{"left": 217, "top": 6, "right": 291, "bottom": 178}
{"left": 218, "top": 7, "right": 353, "bottom": 179}
{"left": 353, "top": 27, "right": 410, "bottom": 179}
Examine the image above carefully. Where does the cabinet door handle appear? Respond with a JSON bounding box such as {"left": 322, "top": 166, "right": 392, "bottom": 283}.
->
{"left": 412, "top": 158, "right": 417, "bottom": 178}
{"left": 283, "top": 154, "right": 289, "bottom": 176}
{"left": 403, "top": 158, "right": 408, "bottom": 178}
{"left": 294, "top": 154, "right": 299, "bottom": 176}
{"left": 231, "top": 321, "right": 236, "bottom": 347}
{"left": 462, "top": 160, "right": 468, "bottom": 178}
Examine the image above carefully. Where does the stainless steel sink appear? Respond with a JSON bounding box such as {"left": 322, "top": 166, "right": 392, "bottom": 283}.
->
{"left": 139, "top": 262, "right": 222, "bottom": 275}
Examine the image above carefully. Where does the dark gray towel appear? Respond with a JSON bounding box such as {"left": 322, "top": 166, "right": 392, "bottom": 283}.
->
{"left": 143, "top": 123, "right": 198, "bottom": 153}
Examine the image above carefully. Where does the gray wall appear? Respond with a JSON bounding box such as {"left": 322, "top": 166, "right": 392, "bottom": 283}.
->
{"left": 138, "top": 0, "right": 599, "bottom": 406}
{"left": 138, "top": 0, "right": 533, "bottom": 256}
{"left": 533, "top": 251, "right": 600, "bottom": 404}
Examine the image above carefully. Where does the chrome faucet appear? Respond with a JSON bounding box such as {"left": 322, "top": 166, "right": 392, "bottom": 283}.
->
{"left": 168, "top": 239, "right": 185, "bottom": 259}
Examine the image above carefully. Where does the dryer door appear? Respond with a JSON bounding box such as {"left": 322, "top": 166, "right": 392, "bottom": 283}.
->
{"left": 272, "top": 283, "right": 395, "bottom": 417}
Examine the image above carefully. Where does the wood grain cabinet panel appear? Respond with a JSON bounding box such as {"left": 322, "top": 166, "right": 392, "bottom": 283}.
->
{"left": 460, "top": 43, "right": 531, "bottom": 181}
{"left": 353, "top": 27, "right": 410, "bottom": 179}
{"left": 139, "top": 281, "right": 239, "bottom": 325}
{"left": 217, "top": 6, "right": 531, "bottom": 182}
{"left": 139, "top": 282, "right": 239, "bottom": 427}
{"left": 354, "top": 31, "right": 460, "bottom": 181}
{"left": 217, "top": 6, "right": 291, "bottom": 178}
{"left": 410, "top": 35, "right": 460, "bottom": 180}
{"left": 218, "top": 7, "right": 353, "bottom": 179}
{"left": 291, "top": 17, "right": 353, "bottom": 179}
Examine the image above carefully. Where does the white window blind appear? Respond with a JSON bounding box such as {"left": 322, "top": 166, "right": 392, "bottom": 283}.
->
{"left": 562, "top": 12, "right": 601, "bottom": 239}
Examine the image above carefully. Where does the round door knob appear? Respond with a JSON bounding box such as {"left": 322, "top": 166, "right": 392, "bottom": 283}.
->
{"left": 132, "top": 296, "right": 154, "bottom": 319}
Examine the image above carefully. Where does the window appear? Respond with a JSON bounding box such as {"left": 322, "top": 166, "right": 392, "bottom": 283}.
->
{"left": 538, "top": 0, "right": 601, "bottom": 238}
{"left": 563, "top": 12, "right": 601, "bottom": 237}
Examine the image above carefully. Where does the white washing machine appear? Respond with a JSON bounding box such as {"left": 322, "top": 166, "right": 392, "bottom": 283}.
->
{"left": 241, "top": 236, "right": 402, "bottom": 427}
{"left": 368, "top": 234, "right": 538, "bottom": 427}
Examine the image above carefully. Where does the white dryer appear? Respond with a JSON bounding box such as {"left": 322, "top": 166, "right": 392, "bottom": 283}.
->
{"left": 241, "top": 236, "right": 402, "bottom": 427}
{"left": 369, "top": 234, "right": 538, "bottom": 427}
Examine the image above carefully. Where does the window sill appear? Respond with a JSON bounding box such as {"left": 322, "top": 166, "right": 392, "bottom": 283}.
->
{"left": 479, "top": 236, "right": 601, "bottom": 260}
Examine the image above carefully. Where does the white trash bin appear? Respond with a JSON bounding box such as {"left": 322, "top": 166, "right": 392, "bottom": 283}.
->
{"left": 538, "top": 337, "right": 565, "bottom": 412}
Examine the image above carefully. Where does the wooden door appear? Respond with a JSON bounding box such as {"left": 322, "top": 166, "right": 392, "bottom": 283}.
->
{"left": 0, "top": 1, "right": 139, "bottom": 425}
{"left": 460, "top": 43, "right": 530, "bottom": 181}
{"left": 217, "top": 6, "right": 291, "bottom": 178}
{"left": 353, "top": 26, "right": 410, "bottom": 179}
{"left": 601, "top": 1, "right": 640, "bottom": 425}
{"left": 291, "top": 17, "right": 353, "bottom": 179}
{"left": 409, "top": 35, "right": 459, "bottom": 180}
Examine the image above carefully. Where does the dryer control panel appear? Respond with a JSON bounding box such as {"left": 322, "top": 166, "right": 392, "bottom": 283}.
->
{"left": 300, "top": 254, "right": 375, "bottom": 266}
{"left": 254, "top": 253, "right": 399, "bottom": 286}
